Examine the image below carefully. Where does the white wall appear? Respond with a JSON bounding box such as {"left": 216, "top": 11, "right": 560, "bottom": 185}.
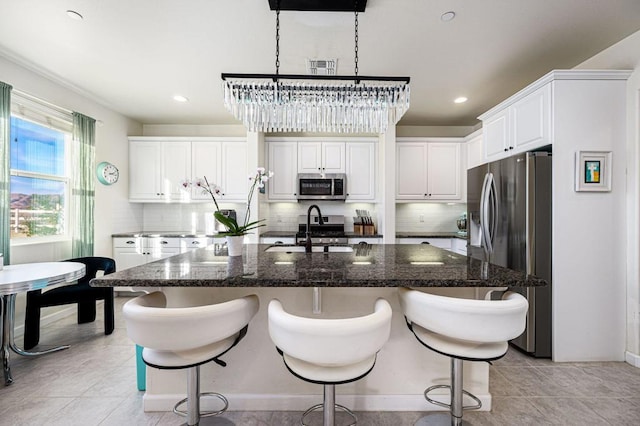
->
{"left": 575, "top": 29, "right": 640, "bottom": 364}
{"left": 551, "top": 78, "right": 628, "bottom": 361}
{"left": 0, "top": 55, "right": 143, "bottom": 332}
{"left": 0, "top": 55, "right": 143, "bottom": 262}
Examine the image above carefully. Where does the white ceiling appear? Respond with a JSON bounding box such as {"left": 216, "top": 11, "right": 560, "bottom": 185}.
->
{"left": 1, "top": 0, "right": 639, "bottom": 127}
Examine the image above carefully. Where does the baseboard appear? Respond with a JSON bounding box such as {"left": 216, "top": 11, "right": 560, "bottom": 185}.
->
{"left": 13, "top": 304, "right": 88, "bottom": 338}
{"left": 142, "top": 393, "right": 492, "bottom": 412}
{"left": 625, "top": 351, "right": 640, "bottom": 368}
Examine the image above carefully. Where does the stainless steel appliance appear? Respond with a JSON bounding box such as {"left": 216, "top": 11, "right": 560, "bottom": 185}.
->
{"left": 295, "top": 215, "right": 348, "bottom": 245}
{"left": 296, "top": 173, "right": 346, "bottom": 201}
{"left": 467, "top": 151, "right": 552, "bottom": 357}
{"left": 215, "top": 209, "right": 237, "bottom": 232}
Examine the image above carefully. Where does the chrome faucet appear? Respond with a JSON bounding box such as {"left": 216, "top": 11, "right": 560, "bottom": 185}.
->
{"left": 305, "top": 205, "right": 324, "bottom": 253}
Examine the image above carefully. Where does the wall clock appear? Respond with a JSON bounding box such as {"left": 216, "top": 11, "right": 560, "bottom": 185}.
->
{"left": 96, "top": 161, "right": 119, "bottom": 185}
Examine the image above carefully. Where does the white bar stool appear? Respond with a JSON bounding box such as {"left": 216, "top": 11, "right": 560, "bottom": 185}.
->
{"left": 398, "top": 287, "right": 528, "bottom": 426}
{"left": 123, "top": 291, "right": 259, "bottom": 426}
{"left": 268, "top": 298, "right": 393, "bottom": 426}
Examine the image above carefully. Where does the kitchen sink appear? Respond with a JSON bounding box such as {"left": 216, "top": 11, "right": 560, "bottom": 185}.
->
{"left": 264, "top": 245, "right": 353, "bottom": 253}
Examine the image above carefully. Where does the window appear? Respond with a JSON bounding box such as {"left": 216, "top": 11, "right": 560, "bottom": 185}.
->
{"left": 9, "top": 116, "right": 70, "bottom": 240}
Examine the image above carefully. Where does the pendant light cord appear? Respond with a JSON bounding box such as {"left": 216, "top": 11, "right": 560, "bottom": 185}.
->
{"left": 275, "top": 0, "right": 280, "bottom": 75}
{"left": 354, "top": 0, "right": 359, "bottom": 77}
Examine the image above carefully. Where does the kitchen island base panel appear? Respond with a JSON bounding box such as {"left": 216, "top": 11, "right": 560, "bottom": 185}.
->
{"left": 141, "top": 393, "right": 492, "bottom": 413}
{"left": 140, "top": 287, "right": 491, "bottom": 413}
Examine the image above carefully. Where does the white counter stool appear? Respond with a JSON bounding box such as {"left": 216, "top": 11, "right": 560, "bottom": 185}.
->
{"left": 268, "top": 298, "right": 392, "bottom": 426}
{"left": 398, "top": 287, "right": 528, "bottom": 426}
{"left": 123, "top": 291, "right": 259, "bottom": 426}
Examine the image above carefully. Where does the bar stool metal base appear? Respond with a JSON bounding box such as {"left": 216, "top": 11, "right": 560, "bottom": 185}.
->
{"left": 420, "top": 358, "right": 481, "bottom": 426}
{"left": 414, "top": 412, "right": 471, "bottom": 426}
{"left": 301, "top": 384, "right": 357, "bottom": 426}
{"left": 172, "top": 365, "right": 229, "bottom": 426}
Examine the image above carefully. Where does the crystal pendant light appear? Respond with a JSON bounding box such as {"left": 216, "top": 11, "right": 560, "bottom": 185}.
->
{"left": 221, "top": 0, "right": 410, "bottom": 133}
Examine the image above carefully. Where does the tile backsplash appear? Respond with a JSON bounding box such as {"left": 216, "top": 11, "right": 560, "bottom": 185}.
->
{"left": 396, "top": 203, "right": 466, "bottom": 233}
{"left": 141, "top": 201, "right": 466, "bottom": 235}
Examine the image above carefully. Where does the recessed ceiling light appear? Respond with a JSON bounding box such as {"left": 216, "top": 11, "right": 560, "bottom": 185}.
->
{"left": 66, "top": 10, "right": 83, "bottom": 21}
{"left": 454, "top": 97, "right": 468, "bottom": 104}
{"left": 441, "top": 11, "right": 456, "bottom": 22}
{"left": 173, "top": 95, "right": 189, "bottom": 103}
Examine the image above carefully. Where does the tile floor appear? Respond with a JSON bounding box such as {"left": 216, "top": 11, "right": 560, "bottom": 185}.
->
{"left": 1, "top": 296, "right": 640, "bottom": 425}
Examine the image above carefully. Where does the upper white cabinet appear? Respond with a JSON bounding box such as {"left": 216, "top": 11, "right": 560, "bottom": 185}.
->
{"left": 298, "top": 141, "right": 345, "bottom": 173}
{"left": 396, "top": 139, "right": 462, "bottom": 201}
{"left": 129, "top": 137, "right": 247, "bottom": 203}
{"left": 191, "top": 142, "right": 221, "bottom": 200}
{"left": 266, "top": 137, "right": 376, "bottom": 202}
{"left": 129, "top": 139, "right": 191, "bottom": 202}
{"left": 220, "top": 142, "right": 248, "bottom": 201}
{"left": 480, "top": 83, "right": 551, "bottom": 162}
{"left": 267, "top": 142, "right": 298, "bottom": 200}
{"left": 465, "top": 129, "right": 484, "bottom": 170}
{"left": 346, "top": 142, "right": 376, "bottom": 201}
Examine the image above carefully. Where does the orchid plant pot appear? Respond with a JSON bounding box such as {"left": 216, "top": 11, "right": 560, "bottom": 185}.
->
{"left": 226, "top": 235, "right": 244, "bottom": 257}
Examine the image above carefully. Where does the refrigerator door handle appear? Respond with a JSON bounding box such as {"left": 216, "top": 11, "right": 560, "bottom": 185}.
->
{"left": 488, "top": 172, "right": 498, "bottom": 250}
{"left": 480, "top": 173, "right": 493, "bottom": 254}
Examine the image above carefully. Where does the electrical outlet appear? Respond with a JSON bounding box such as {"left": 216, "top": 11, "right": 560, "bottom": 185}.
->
{"left": 419, "top": 215, "right": 424, "bottom": 222}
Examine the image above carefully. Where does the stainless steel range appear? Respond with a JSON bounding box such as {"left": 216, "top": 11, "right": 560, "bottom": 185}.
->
{"left": 295, "top": 215, "right": 348, "bottom": 245}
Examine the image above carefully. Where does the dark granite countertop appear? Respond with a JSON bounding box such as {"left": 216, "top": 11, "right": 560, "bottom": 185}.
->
{"left": 260, "top": 231, "right": 383, "bottom": 239}
{"left": 396, "top": 232, "right": 467, "bottom": 240}
{"left": 92, "top": 244, "right": 544, "bottom": 288}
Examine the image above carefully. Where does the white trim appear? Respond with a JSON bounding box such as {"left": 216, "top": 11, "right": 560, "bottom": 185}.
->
{"left": 128, "top": 136, "right": 246, "bottom": 143}
{"left": 12, "top": 305, "right": 76, "bottom": 338}
{"left": 478, "top": 69, "right": 632, "bottom": 121}
{"left": 625, "top": 351, "right": 640, "bottom": 368}
{"left": 142, "top": 393, "right": 492, "bottom": 412}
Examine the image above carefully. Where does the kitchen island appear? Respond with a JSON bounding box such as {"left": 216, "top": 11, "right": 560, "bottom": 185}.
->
{"left": 91, "top": 244, "right": 544, "bottom": 414}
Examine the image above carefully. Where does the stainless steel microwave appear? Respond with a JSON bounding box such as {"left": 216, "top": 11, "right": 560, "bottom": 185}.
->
{"left": 296, "top": 173, "right": 346, "bottom": 201}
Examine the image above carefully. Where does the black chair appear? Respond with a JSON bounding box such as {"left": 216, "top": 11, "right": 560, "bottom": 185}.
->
{"left": 23, "top": 257, "right": 116, "bottom": 350}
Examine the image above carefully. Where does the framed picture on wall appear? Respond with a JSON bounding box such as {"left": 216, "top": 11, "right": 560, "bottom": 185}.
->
{"left": 575, "top": 151, "right": 612, "bottom": 192}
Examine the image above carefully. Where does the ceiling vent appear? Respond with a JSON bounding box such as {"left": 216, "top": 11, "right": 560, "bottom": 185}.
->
{"left": 306, "top": 59, "right": 337, "bottom": 76}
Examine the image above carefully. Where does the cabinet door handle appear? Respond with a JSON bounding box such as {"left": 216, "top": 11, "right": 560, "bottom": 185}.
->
{"left": 509, "top": 146, "right": 514, "bottom": 150}
{"left": 192, "top": 241, "right": 199, "bottom": 245}
{"left": 504, "top": 148, "right": 508, "bottom": 152}
{"left": 126, "top": 240, "right": 135, "bottom": 244}
{"left": 161, "top": 241, "right": 168, "bottom": 245}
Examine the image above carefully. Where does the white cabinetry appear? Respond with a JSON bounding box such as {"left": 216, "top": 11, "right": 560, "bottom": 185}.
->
{"left": 298, "top": 142, "right": 345, "bottom": 173}
{"left": 267, "top": 142, "right": 298, "bottom": 200}
{"left": 260, "top": 237, "right": 296, "bottom": 245}
{"left": 396, "top": 237, "right": 453, "bottom": 250}
{"left": 191, "top": 142, "right": 221, "bottom": 200}
{"left": 266, "top": 137, "right": 377, "bottom": 201}
{"left": 346, "top": 142, "right": 376, "bottom": 201}
{"left": 129, "top": 138, "right": 247, "bottom": 203}
{"left": 465, "top": 129, "right": 484, "bottom": 169}
{"left": 480, "top": 83, "right": 551, "bottom": 162}
{"left": 113, "top": 237, "right": 181, "bottom": 271}
{"left": 129, "top": 140, "right": 191, "bottom": 202}
{"left": 451, "top": 238, "right": 467, "bottom": 255}
{"left": 220, "top": 142, "right": 248, "bottom": 201}
{"left": 396, "top": 139, "right": 462, "bottom": 201}
{"left": 179, "top": 237, "right": 214, "bottom": 252}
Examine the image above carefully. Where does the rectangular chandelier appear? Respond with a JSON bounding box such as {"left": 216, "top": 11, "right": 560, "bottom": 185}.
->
{"left": 222, "top": 74, "right": 410, "bottom": 133}
{"left": 221, "top": 0, "right": 411, "bottom": 134}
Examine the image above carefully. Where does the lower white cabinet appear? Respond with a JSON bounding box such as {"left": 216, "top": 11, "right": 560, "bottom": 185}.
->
{"left": 113, "top": 237, "right": 181, "bottom": 271}
{"left": 348, "top": 237, "right": 381, "bottom": 245}
{"left": 451, "top": 238, "right": 468, "bottom": 255}
{"left": 260, "top": 237, "right": 296, "bottom": 245}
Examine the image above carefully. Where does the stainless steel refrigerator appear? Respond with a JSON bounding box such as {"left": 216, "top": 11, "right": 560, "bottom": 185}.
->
{"left": 467, "top": 151, "right": 552, "bottom": 358}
